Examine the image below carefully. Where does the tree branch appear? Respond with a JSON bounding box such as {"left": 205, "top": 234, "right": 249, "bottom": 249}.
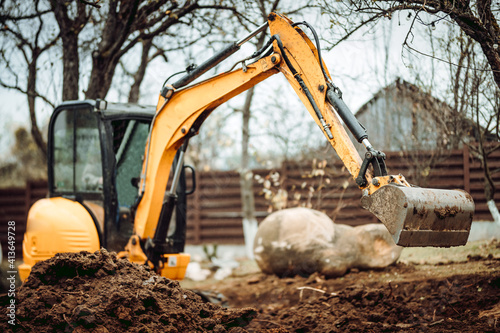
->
{"left": 0, "top": 79, "right": 55, "bottom": 107}
{"left": 78, "top": 0, "right": 101, "bottom": 9}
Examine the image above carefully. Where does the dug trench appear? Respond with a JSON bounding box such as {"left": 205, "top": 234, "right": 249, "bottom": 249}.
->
{"left": 1, "top": 242, "right": 500, "bottom": 332}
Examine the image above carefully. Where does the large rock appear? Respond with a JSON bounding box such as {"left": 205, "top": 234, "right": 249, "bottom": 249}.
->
{"left": 253, "top": 207, "right": 402, "bottom": 278}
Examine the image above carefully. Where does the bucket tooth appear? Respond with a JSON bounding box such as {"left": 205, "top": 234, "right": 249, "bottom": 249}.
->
{"left": 361, "top": 184, "right": 474, "bottom": 247}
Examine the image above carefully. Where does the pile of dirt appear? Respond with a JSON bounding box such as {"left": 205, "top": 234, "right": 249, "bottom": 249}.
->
{"left": 0, "top": 250, "right": 258, "bottom": 333}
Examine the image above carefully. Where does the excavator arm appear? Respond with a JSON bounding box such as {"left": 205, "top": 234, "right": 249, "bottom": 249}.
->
{"left": 130, "top": 13, "right": 474, "bottom": 275}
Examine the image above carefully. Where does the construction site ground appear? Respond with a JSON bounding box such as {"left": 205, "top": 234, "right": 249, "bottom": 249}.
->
{"left": 182, "top": 240, "right": 500, "bottom": 332}
{"left": 0, "top": 239, "right": 499, "bottom": 332}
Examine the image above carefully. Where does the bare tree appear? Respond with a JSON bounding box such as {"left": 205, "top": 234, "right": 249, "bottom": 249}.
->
{"left": 50, "top": 0, "right": 258, "bottom": 100}
{"left": 443, "top": 30, "right": 500, "bottom": 221}
{"left": 321, "top": 1, "right": 500, "bottom": 89}
{"left": 0, "top": 0, "right": 286, "bottom": 157}
{"left": 50, "top": 0, "right": 88, "bottom": 101}
{"left": 0, "top": 1, "right": 58, "bottom": 156}
{"left": 402, "top": 23, "right": 500, "bottom": 221}
{"left": 121, "top": 38, "right": 167, "bottom": 104}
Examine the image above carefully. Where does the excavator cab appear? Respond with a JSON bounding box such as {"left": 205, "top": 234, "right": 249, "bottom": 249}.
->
{"left": 19, "top": 100, "right": 190, "bottom": 280}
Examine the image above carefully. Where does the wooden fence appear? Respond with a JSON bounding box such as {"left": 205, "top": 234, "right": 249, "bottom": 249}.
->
{"left": 1, "top": 145, "right": 500, "bottom": 257}
{"left": 0, "top": 180, "right": 48, "bottom": 259}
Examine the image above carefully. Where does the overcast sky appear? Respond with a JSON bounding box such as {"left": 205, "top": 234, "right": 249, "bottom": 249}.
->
{"left": 0, "top": 9, "right": 433, "bottom": 162}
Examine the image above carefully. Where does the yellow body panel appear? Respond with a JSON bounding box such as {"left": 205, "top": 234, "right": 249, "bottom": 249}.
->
{"left": 159, "top": 253, "right": 191, "bottom": 280}
{"left": 20, "top": 197, "right": 100, "bottom": 281}
{"left": 117, "top": 235, "right": 190, "bottom": 280}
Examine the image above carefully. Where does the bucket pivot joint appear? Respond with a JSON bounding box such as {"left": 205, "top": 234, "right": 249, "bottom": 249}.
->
{"left": 356, "top": 147, "right": 387, "bottom": 188}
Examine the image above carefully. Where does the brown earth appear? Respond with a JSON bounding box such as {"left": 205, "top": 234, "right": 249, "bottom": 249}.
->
{"left": 188, "top": 240, "right": 500, "bottom": 332}
{"left": 0, "top": 250, "right": 258, "bottom": 333}
{"left": 200, "top": 258, "right": 500, "bottom": 332}
{"left": 1, "top": 241, "right": 500, "bottom": 332}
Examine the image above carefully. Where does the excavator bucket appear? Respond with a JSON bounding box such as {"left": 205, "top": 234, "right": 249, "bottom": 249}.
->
{"left": 361, "top": 185, "right": 474, "bottom": 247}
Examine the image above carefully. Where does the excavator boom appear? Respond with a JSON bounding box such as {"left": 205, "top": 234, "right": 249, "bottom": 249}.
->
{"left": 134, "top": 12, "right": 473, "bottom": 264}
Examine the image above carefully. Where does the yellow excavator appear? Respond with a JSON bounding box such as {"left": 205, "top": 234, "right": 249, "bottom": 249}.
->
{"left": 19, "top": 13, "right": 474, "bottom": 281}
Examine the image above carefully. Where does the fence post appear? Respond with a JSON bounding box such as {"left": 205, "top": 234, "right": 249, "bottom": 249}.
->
{"left": 25, "top": 181, "right": 32, "bottom": 220}
{"left": 463, "top": 144, "right": 470, "bottom": 193}
{"left": 193, "top": 171, "right": 201, "bottom": 244}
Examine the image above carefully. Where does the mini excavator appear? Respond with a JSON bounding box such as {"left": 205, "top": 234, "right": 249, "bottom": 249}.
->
{"left": 19, "top": 13, "right": 474, "bottom": 281}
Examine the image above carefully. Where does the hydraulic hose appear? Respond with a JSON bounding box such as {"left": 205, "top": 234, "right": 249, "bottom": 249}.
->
{"left": 272, "top": 35, "right": 333, "bottom": 139}
{"left": 170, "top": 22, "right": 268, "bottom": 90}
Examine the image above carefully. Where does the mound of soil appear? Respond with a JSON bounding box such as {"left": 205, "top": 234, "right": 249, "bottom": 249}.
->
{"left": 0, "top": 250, "right": 258, "bottom": 333}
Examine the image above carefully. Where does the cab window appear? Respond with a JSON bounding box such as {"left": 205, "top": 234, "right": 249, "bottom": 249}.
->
{"left": 111, "top": 119, "right": 150, "bottom": 207}
{"left": 52, "top": 107, "right": 102, "bottom": 194}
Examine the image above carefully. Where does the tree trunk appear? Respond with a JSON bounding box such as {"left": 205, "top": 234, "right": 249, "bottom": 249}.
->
{"left": 487, "top": 200, "right": 500, "bottom": 225}
{"left": 128, "top": 39, "right": 153, "bottom": 104}
{"left": 240, "top": 86, "right": 258, "bottom": 259}
{"left": 27, "top": 53, "right": 47, "bottom": 157}
{"left": 50, "top": 0, "right": 86, "bottom": 101}
{"left": 60, "top": 35, "right": 80, "bottom": 101}
{"left": 239, "top": 27, "right": 269, "bottom": 258}
{"left": 85, "top": 53, "right": 120, "bottom": 99}
{"left": 483, "top": 156, "right": 500, "bottom": 224}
